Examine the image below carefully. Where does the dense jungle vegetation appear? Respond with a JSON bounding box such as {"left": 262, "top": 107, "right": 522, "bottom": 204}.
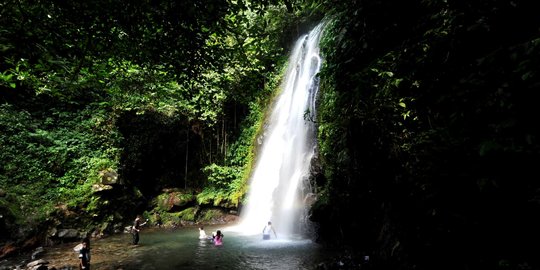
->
{"left": 1, "top": 0, "right": 539, "bottom": 269}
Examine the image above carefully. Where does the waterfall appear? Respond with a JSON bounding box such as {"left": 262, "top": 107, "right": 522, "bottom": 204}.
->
{"left": 234, "top": 23, "right": 324, "bottom": 238}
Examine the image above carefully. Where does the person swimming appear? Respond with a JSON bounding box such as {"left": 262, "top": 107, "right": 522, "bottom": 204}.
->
{"left": 213, "top": 230, "right": 223, "bottom": 246}
{"left": 199, "top": 226, "right": 208, "bottom": 240}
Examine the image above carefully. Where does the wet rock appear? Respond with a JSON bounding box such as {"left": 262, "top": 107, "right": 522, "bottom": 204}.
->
{"left": 29, "top": 265, "right": 48, "bottom": 270}
{"left": 112, "top": 223, "right": 125, "bottom": 234}
{"left": 91, "top": 229, "right": 104, "bottom": 238}
{"left": 48, "top": 228, "right": 57, "bottom": 238}
{"left": 31, "top": 247, "right": 44, "bottom": 260}
{"left": 26, "top": 259, "right": 48, "bottom": 268}
{"left": 303, "top": 193, "right": 317, "bottom": 206}
{"left": 97, "top": 222, "right": 114, "bottom": 236}
{"left": 57, "top": 229, "right": 79, "bottom": 239}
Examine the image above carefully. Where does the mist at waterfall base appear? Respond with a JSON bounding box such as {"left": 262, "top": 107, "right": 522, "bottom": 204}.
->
{"left": 229, "top": 23, "right": 324, "bottom": 239}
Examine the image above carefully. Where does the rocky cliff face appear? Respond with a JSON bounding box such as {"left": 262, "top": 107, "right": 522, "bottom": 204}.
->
{"left": 311, "top": 0, "right": 540, "bottom": 269}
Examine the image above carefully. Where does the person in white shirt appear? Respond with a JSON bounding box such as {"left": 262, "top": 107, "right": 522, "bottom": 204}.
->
{"left": 262, "top": 221, "right": 277, "bottom": 240}
{"left": 199, "top": 226, "right": 208, "bottom": 239}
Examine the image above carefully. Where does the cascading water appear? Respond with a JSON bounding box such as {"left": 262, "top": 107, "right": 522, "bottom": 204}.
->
{"left": 233, "top": 23, "right": 325, "bottom": 238}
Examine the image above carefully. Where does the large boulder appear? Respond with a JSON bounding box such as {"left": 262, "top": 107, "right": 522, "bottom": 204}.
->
{"left": 196, "top": 208, "right": 238, "bottom": 225}
{"left": 26, "top": 259, "right": 48, "bottom": 270}
{"left": 156, "top": 191, "right": 195, "bottom": 212}
{"left": 56, "top": 229, "right": 79, "bottom": 239}
{"left": 99, "top": 169, "right": 120, "bottom": 185}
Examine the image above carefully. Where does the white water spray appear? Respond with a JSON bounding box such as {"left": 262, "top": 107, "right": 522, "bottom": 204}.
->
{"left": 232, "top": 23, "right": 324, "bottom": 238}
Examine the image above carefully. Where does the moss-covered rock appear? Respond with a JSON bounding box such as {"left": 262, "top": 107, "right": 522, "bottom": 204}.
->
{"left": 196, "top": 208, "right": 238, "bottom": 225}
{"left": 99, "top": 169, "right": 120, "bottom": 185}
{"left": 178, "top": 207, "right": 197, "bottom": 223}
{"left": 155, "top": 190, "right": 196, "bottom": 212}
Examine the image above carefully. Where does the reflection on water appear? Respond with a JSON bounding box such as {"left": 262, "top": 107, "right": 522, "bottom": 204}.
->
{"left": 1, "top": 226, "right": 326, "bottom": 270}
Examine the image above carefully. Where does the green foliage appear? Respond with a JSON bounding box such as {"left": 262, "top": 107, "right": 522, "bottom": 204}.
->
{"left": 226, "top": 58, "right": 288, "bottom": 165}
{"left": 313, "top": 1, "right": 540, "bottom": 269}
{"left": 177, "top": 207, "right": 197, "bottom": 222}
{"left": 197, "top": 57, "right": 290, "bottom": 207}
{"left": 199, "top": 209, "right": 223, "bottom": 222}
{"left": 199, "top": 164, "right": 245, "bottom": 207}
{"left": 0, "top": 0, "right": 320, "bottom": 249}
{"left": 0, "top": 70, "right": 16, "bottom": 89}
{"left": 196, "top": 186, "right": 233, "bottom": 208}
{"left": 203, "top": 164, "right": 243, "bottom": 189}
{"left": 0, "top": 102, "right": 120, "bottom": 223}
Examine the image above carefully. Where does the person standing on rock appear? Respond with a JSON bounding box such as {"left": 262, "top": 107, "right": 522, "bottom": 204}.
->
{"left": 132, "top": 215, "right": 148, "bottom": 245}
{"left": 82, "top": 237, "right": 91, "bottom": 262}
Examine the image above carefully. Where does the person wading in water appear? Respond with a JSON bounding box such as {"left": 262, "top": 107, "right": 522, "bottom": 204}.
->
{"left": 262, "top": 221, "right": 277, "bottom": 240}
{"left": 78, "top": 239, "right": 90, "bottom": 269}
{"left": 131, "top": 215, "right": 148, "bottom": 245}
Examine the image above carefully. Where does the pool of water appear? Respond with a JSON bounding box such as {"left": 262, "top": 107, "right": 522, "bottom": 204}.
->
{"left": 1, "top": 225, "right": 328, "bottom": 270}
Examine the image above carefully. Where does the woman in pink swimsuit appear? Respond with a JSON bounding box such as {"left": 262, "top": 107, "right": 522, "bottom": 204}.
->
{"left": 213, "top": 230, "right": 224, "bottom": 246}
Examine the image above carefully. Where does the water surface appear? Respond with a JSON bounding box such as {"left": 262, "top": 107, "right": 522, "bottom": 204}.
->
{"left": 1, "top": 226, "right": 326, "bottom": 270}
